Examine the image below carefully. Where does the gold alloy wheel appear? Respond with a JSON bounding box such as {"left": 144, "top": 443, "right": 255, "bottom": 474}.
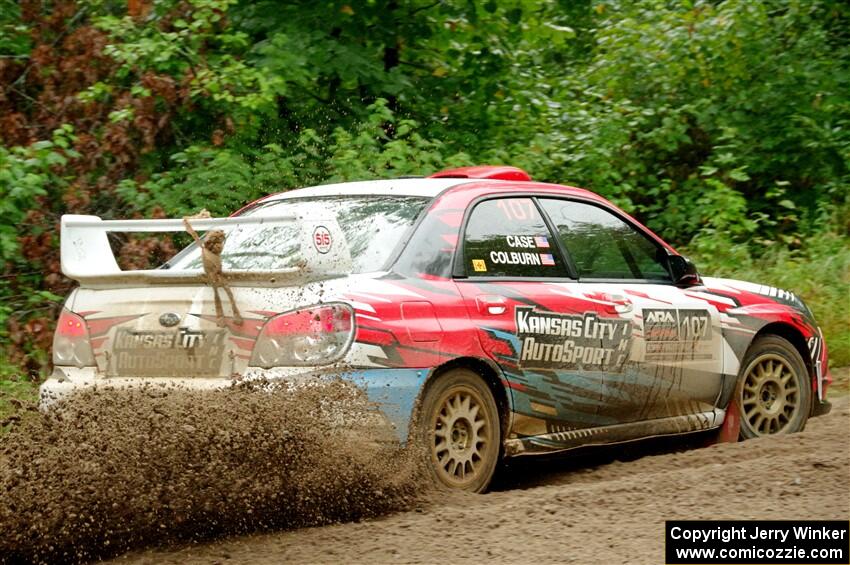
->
{"left": 430, "top": 385, "right": 492, "bottom": 487}
{"left": 740, "top": 353, "right": 801, "bottom": 435}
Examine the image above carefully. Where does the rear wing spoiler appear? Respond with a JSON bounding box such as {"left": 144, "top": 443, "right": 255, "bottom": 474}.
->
{"left": 60, "top": 214, "right": 353, "bottom": 288}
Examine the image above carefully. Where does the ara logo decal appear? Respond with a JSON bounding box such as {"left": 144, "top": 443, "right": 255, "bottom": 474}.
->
{"left": 645, "top": 310, "right": 675, "bottom": 324}
{"left": 312, "top": 226, "right": 332, "bottom": 254}
{"left": 643, "top": 309, "right": 680, "bottom": 342}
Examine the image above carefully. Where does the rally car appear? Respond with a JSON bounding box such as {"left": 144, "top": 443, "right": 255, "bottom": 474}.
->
{"left": 43, "top": 165, "right": 833, "bottom": 492}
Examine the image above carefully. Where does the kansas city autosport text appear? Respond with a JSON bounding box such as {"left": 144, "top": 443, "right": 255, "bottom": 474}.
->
{"left": 516, "top": 307, "right": 631, "bottom": 370}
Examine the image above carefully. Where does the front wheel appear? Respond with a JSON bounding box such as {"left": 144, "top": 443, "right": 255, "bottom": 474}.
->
{"left": 416, "top": 369, "right": 501, "bottom": 493}
{"left": 737, "top": 335, "right": 812, "bottom": 439}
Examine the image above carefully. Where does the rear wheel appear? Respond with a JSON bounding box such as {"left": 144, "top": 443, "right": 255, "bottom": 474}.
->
{"left": 416, "top": 369, "right": 500, "bottom": 493}
{"left": 737, "top": 335, "right": 811, "bottom": 439}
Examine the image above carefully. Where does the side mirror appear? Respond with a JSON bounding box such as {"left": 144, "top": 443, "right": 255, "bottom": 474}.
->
{"left": 668, "top": 255, "right": 701, "bottom": 287}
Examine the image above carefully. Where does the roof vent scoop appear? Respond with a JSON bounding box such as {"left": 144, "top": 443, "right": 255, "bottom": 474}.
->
{"left": 428, "top": 165, "right": 531, "bottom": 181}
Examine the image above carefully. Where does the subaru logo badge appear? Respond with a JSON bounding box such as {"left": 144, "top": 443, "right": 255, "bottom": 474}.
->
{"left": 159, "top": 312, "right": 181, "bottom": 327}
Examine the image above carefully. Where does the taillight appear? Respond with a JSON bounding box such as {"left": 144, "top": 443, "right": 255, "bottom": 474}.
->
{"left": 249, "top": 303, "right": 355, "bottom": 367}
{"left": 53, "top": 309, "right": 95, "bottom": 367}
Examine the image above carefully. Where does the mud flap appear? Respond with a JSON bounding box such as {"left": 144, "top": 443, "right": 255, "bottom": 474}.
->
{"left": 811, "top": 400, "right": 832, "bottom": 418}
{"left": 709, "top": 397, "right": 741, "bottom": 444}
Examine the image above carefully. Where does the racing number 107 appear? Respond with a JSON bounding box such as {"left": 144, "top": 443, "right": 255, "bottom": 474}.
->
{"left": 680, "top": 313, "right": 710, "bottom": 340}
{"left": 496, "top": 199, "right": 535, "bottom": 221}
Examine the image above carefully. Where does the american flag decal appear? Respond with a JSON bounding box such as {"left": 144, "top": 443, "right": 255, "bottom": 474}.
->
{"left": 540, "top": 253, "right": 555, "bottom": 265}
{"left": 534, "top": 236, "right": 550, "bottom": 248}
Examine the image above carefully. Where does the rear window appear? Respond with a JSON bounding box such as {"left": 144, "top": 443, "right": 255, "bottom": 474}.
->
{"left": 170, "top": 196, "right": 428, "bottom": 273}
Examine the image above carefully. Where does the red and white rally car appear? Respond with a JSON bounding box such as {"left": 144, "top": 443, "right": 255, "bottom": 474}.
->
{"left": 44, "top": 165, "right": 833, "bottom": 492}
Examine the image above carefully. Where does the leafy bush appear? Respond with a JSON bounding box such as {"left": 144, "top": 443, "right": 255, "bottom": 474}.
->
{"left": 0, "top": 0, "right": 847, "bottom": 376}
{"left": 126, "top": 99, "right": 471, "bottom": 217}
{"left": 0, "top": 127, "right": 76, "bottom": 375}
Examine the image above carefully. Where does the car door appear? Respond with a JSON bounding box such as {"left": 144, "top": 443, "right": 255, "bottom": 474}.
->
{"left": 537, "top": 197, "right": 725, "bottom": 424}
{"left": 453, "top": 196, "right": 617, "bottom": 438}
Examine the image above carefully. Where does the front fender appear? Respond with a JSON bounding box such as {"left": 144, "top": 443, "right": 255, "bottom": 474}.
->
{"left": 698, "top": 277, "right": 829, "bottom": 402}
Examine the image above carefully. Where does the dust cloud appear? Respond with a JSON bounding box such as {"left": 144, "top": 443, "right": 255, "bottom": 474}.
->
{"left": 0, "top": 380, "right": 423, "bottom": 564}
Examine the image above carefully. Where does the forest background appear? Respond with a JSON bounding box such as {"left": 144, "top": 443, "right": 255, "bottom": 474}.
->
{"left": 0, "top": 0, "right": 847, "bottom": 395}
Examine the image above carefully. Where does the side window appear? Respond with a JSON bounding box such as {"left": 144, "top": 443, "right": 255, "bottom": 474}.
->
{"left": 463, "top": 198, "right": 568, "bottom": 277}
{"left": 538, "top": 199, "right": 671, "bottom": 281}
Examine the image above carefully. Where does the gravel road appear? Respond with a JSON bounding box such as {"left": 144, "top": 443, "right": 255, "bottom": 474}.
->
{"left": 115, "top": 372, "right": 850, "bottom": 565}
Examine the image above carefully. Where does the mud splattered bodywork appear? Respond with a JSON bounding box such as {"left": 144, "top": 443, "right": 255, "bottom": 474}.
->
{"left": 44, "top": 172, "right": 833, "bottom": 455}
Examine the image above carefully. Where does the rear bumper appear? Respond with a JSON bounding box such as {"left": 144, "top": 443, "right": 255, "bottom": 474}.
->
{"left": 40, "top": 366, "right": 429, "bottom": 441}
{"left": 39, "top": 367, "right": 229, "bottom": 406}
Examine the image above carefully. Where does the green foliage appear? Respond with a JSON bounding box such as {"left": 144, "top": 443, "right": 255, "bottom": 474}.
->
{"left": 311, "top": 99, "right": 473, "bottom": 183}
{"left": 0, "top": 0, "right": 31, "bottom": 57}
{"left": 136, "top": 100, "right": 471, "bottom": 216}
{"left": 485, "top": 0, "right": 850, "bottom": 248}
{"left": 92, "top": 0, "right": 283, "bottom": 138}
{"left": 0, "top": 0, "right": 848, "bottom": 374}
{"left": 139, "top": 146, "right": 260, "bottom": 216}
{"left": 0, "top": 127, "right": 77, "bottom": 261}
{"left": 0, "top": 377, "right": 39, "bottom": 426}
{"left": 0, "top": 127, "right": 76, "bottom": 350}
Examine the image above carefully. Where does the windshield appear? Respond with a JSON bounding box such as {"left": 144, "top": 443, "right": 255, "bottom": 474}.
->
{"left": 169, "top": 196, "right": 428, "bottom": 273}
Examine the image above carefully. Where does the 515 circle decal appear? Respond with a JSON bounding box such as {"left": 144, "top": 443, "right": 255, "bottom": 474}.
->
{"left": 312, "top": 225, "right": 332, "bottom": 254}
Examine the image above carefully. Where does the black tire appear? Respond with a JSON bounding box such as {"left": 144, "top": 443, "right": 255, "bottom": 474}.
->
{"left": 736, "top": 335, "right": 812, "bottom": 439}
{"left": 416, "top": 368, "right": 501, "bottom": 493}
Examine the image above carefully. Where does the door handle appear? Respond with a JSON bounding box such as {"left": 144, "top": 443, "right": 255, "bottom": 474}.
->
{"left": 476, "top": 295, "right": 507, "bottom": 316}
